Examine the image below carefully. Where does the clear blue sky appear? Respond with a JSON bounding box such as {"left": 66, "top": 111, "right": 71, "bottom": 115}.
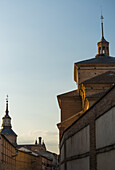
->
{"left": 0, "top": 0, "right": 114, "bottom": 153}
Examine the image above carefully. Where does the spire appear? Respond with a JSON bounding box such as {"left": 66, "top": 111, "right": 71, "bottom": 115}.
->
{"left": 5, "top": 95, "right": 9, "bottom": 116}
{"left": 96, "top": 14, "right": 109, "bottom": 57}
{"left": 101, "top": 15, "right": 104, "bottom": 39}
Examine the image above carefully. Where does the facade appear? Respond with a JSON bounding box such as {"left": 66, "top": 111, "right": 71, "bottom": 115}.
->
{"left": 16, "top": 148, "right": 42, "bottom": 170}
{"left": 0, "top": 134, "right": 16, "bottom": 170}
{"left": 57, "top": 16, "right": 115, "bottom": 170}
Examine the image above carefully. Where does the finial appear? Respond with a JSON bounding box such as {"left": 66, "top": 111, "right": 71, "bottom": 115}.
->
{"left": 5, "top": 95, "right": 9, "bottom": 115}
{"left": 100, "top": 13, "right": 104, "bottom": 39}
{"left": 101, "top": 15, "right": 104, "bottom": 23}
{"left": 6, "top": 95, "right": 8, "bottom": 102}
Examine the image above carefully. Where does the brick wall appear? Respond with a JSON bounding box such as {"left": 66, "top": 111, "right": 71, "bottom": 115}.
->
{"left": 61, "top": 96, "right": 82, "bottom": 122}
{"left": 74, "top": 65, "right": 115, "bottom": 87}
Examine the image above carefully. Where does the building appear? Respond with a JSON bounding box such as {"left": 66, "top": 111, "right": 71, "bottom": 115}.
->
{"left": 0, "top": 97, "right": 58, "bottom": 169}
{"left": 57, "top": 16, "right": 115, "bottom": 170}
{"left": 16, "top": 147, "right": 42, "bottom": 170}
{"left": 0, "top": 133, "right": 52, "bottom": 170}
{"left": 17, "top": 137, "right": 46, "bottom": 152}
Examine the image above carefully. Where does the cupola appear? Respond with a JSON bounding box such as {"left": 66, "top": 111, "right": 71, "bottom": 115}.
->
{"left": 97, "top": 15, "right": 109, "bottom": 56}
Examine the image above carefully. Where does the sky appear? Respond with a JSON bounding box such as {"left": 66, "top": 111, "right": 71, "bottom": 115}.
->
{"left": 0, "top": 0, "right": 114, "bottom": 154}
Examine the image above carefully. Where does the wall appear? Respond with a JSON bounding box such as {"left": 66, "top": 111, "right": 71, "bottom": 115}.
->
{"left": 0, "top": 134, "right": 16, "bottom": 170}
{"left": 60, "top": 85, "right": 115, "bottom": 170}
{"left": 96, "top": 107, "right": 115, "bottom": 170}
{"left": 4, "top": 134, "right": 17, "bottom": 146}
{"left": 60, "top": 126, "right": 90, "bottom": 170}
{"left": 66, "top": 126, "right": 89, "bottom": 157}
{"left": 16, "top": 150, "right": 32, "bottom": 170}
{"left": 42, "top": 157, "right": 52, "bottom": 170}
{"left": 84, "top": 84, "right": 112, "bottom": 96}
{"left": 61, "top": 96, "right": 82, "bottom": 122}
{"left": 74, "top": 65, "right": 115, "bottom": 87}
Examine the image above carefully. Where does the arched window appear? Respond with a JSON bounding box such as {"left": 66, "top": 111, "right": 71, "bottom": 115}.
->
{"left": 102, "top": 46, "right": 105, "bottom": 54}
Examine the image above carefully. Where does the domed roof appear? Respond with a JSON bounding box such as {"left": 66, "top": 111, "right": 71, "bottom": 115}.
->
{"left": 0, "top": 127, "right": 17, "bottom": 136}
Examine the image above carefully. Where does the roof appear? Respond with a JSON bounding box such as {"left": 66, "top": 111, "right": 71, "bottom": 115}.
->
{"left": 36, "top": 150, "right": 53, "bottom": 161}
{"left": 87, "top": 91, "right": 107, "bottom": 98}
{"left": 18, "top": 146, "right": 53, "bottom": 160}
{"left": 57, "top": 90, "right": 79, "bottom": 98}
{"left": 3, "top": 114, "right": 11, "bottom": 119}
{"left": 17, "top": 144, "right": 46, "bottom": 151}
{"left": 0, "top": 127, "right": 17, "bottom": 136}
{"left": 18, "top": 147, "right": 38, "bottom": 156}
{"left": 17, "top": 144, "right": 43, "bottom": 148}
{"left": 82, "top": 71, "right": 115, "bottom": 84}
{"left": 75, "top": 55, "right": 115, "bottom": 65}
{"left": 98, "top": 37, "right": 109, "bottom": 43}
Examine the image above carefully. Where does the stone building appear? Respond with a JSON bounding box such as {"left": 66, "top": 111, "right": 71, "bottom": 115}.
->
{"left": 57, "top": 16, "right": 115, "bottom": 170}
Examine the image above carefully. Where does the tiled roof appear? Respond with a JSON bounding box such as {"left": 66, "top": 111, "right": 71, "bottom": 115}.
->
{"left": 87, "top": 91, "right": 107, "bottom": 98}
{"left": 17, "top": 145, "right": 53, "bottom": 160}
{"left": 18, "top": 147, "right": 38, "bottom": 156}
{"left": 98, "top": 37, "right": 109, "bottom": 43}
{"left": 82, "top": 71, "right": 115, "bottom": 84}
{"left": 75, "top": 55, "right": 115, "bottom": 65}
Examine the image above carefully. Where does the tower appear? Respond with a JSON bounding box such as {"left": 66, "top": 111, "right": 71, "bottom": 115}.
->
{"left": 97, "top": 15, "right": 109, "bottom": 56}
{"left": 0, "top": 96, "right": 17, "bottom": 146}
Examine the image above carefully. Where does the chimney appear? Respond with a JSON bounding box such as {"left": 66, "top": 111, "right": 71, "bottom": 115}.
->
{"left": 38, "top": 137, "right": 42, "bottom": 145}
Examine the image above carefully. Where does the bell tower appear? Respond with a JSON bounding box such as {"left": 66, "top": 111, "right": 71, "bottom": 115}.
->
{"left": 0, "top": 96, "right": 17, "bottom": 146}
{"left": 97, "top": 15, "right": 109, "bottom": 56}
{"left": 2, "top": 96, "right": 11, "bottom": 128}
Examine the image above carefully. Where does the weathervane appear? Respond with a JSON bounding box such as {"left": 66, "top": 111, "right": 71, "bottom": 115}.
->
{"left": 6, "top": 95, "right": 8, "bottom": 103}
{"left": 101, "top": 15, "right": 104, "bottom": 24}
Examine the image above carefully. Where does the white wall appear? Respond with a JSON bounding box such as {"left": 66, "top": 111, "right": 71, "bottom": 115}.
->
{"left": 97, "top": 150, "right": 115, "bottom": 170}
{"left": 60, "top": 145, "right": 64, "bottom": 162}
{"left": 67, "top": 157, "right": 90, "bottom": 170}
{"left": 66, "top": 125, "right": 90, "bottom": 158}
{"left": 96, "top": 106, "right": 115, "bottom": 149}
